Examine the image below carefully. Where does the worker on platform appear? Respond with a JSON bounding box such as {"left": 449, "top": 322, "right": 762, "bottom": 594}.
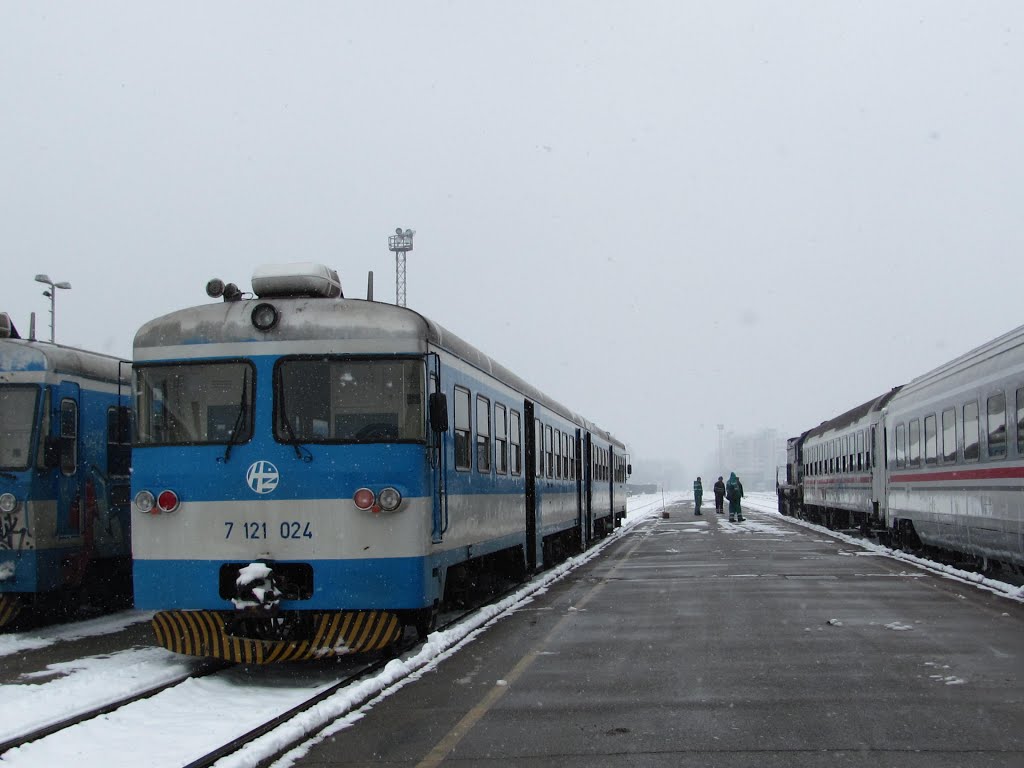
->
{"left": 726, "top": 472, "right": 744, "bottom": 522}
{"left": 713, "top": 476, "right": 726, "bottom": 514}
{"left": 693, "top": 476, "right": 703, "bottom": 515}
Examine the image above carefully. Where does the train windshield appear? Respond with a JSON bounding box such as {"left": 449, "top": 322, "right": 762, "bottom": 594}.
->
{"left": 134, "top": 361, "right": 255, "bottom": 446}
{"left": 0, "top": 385, "right": 39, "bottom": 470}
{"left": 275, "top": 357, "right": 425, "bottom": 443}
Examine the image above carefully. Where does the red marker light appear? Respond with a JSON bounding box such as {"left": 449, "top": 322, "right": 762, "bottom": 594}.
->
{"left": 156, "top": 490, "right": 180, "bottom": 513}
{"left": 353, "top": 488, "right": 375, "bottom": 510}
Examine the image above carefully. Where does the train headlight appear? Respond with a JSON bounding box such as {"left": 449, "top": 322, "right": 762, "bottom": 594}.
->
{"left": 0, "top": 493, "right": 17, "bottom": 513}
{"left": 134, "top": 490, "right": 155, "bottom": 514}
{"left": 251, "top": 303, "right": 279, "bottom": 332}
{"left": 156, "top": 489, "right": 180, "bottom": 513}
{"left": 353, "top": 488, "right": 375, "bottom": 511}
{"left": 378, "top": 487, "right": 402, "bottom": 512}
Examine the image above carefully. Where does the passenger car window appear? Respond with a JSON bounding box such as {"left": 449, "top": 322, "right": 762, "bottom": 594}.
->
{"left": 963, "top": 402, "right": 980, "bottom": 461}
{"left": 986, "top": 393, "right": 1006, "bottom": 458}
{"left": 941, "top": 408, "right": 957, "bottom": 462}
{"left": 454, "top": 387, "right": 471, "bottom": 471}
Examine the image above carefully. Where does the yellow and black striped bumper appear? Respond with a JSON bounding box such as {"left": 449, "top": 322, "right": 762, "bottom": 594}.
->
{"left": 0, "top": 594, "right": 21, "bottom": 628}
{"left": 151, "top": 610, "right": 403, "bottom": 664}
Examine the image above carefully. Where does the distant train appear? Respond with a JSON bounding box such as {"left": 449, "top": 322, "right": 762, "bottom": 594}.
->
{"left": 0, "top": 313, "right": 132, "bottom": 627}
{"left": 131, "top": 263, "right": 629, "bottom": 663}
{"left": 778, "top": 323, "right": 1024, "bottom": 573}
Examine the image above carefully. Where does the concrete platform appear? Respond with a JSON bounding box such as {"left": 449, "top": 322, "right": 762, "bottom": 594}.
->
{"left": 295, "top": 501, "right": 1024, "bottom": 767}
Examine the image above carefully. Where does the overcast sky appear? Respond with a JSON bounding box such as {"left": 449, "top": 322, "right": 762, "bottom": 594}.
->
{"left": 2, "top": 2, "right": 1021, "bottom": 471}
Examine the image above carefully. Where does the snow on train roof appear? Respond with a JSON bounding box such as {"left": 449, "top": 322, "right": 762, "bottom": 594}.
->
{"left": 0, "top": 338, "right": 129, "bottom": 383}
{"left": 803, "top": 387, "right": 902, "bottom": 441}
{"left": 134, "top": 296, "right": 623, "bottom": 447}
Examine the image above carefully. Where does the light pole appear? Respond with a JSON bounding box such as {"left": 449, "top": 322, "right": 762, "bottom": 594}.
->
{"left": 717, "top": 424, "right": 724, "bottom": 472}
{"left": 34, "top": 274, "right": 71, "bottom": 343}
{"left": 387, "top": 228, "right": 415, "bottom": 307}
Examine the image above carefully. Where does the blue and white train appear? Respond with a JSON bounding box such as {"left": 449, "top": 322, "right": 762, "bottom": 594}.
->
{"left": 0, "top": 313, "right": 133, "bottom": 627}
{"left": 778, "top": 323, "right": 1024, "bottom": 573}
{"left": 131, "top": 263, "right": 629, "bottom": 662}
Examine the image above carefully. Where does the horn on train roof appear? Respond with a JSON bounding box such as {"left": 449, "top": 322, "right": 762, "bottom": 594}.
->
{"left": 251, "top": 263, "right": 344, "bottom": 299}
{"left": 0, "top": 313, "right": 21, "bottom": 339}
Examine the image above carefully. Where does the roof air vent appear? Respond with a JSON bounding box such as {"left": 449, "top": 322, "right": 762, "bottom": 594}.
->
{"left": 251, "top": 263, "right": 344, "bottom": 299}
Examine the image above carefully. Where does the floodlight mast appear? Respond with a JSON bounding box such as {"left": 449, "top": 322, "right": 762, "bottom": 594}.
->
{"left": 34, "top": 274, "right": 72, "bottom": 343}
{"left": 387, "top": 227, "right": 415, "bottom": 307}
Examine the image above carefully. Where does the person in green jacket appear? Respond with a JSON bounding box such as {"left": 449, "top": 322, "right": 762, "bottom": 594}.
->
{"left": 726, "top": 472, "right": 744, "bottom": 522}
{"left": 693, "top": 476, "right": 703, "bottom": 515}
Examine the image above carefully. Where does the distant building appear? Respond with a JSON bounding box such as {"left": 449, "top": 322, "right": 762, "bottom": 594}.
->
{"left": 719, "top": 429, "right": 786, "bottom": 491}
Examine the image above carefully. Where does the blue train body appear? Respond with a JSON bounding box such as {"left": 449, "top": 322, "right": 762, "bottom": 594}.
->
{"left": 131, "top": 264, "right": 628, "bottom": 662}
{"left": 0, "top": 315, "right": 132, "bottom": 626}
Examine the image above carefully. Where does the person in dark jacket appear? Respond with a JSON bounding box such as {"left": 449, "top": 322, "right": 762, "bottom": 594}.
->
{"left": 693, "top": 476, "right": 703, "bottom": 515}
{"left": 725, "top": 472, "right": 744, "bottom": 522}
{"left": 713, "top": 476, "right": 726, "bottom": 514}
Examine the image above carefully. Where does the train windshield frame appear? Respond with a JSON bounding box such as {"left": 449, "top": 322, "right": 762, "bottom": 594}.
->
{"left": 273, "top": 355, "right": 426, "bottom": 445}
{"left": 134, "top": 360, "right": 255, "bottom": 446}
{"left": 0, "top": 384, "right": 40, "bottom": 470}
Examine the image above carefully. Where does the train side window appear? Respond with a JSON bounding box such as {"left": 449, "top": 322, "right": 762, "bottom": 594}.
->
{"left": 454, "top": 387, "right": 471, "bottom": 471}
{"left": 963, "top": 402, "right": 980, "bottom": 461}
{"left": 1017, "top": 387, "right": 1024, "bottom": 455}
{"left": 476, "top": 396, "right": 491, "bottom": 472}
{"left": 545, "top": 424, "right": 553, "bottom": 478}
{"left": 868, "top": 426, "right": 874, "bottom": 468}
{"left": 563, "top": 433, "right": 570, "bottom": 478}
{"left": 857, "top": 431, "right": 864, "bottom": 471}
{"left": 494, "top": 403, "right": 508, "bottom": 474}
{"left": 535, "top": 418, "right": 543, "bottom": 477}
{"left": 59, "top": 398, "right": 78, "bottom": 476}
{"left": 924, "top": 414, "right": 937, "bottom": 465}
{"left": 941, "top": 408, "right": 957, "bottom": 462}
{"left": 510, "top": 410, "right": 522, "bottom": 475}
{"left": 908, "top": 419, "right": 921, "bottom": 467}
{"left": 895, "top": 423, "right": 906, "bottom": 468}
{"left": 986, "top": 393, "right": 1006, "bottom": 459}
{"left": 553, "top": 429, "right": 562, "bottom": 479}
{"left": 569, "top": 437, "right": 575, "bottom": 481}
{"left": 841, "top": 436, "right": 847, "bottom": 473}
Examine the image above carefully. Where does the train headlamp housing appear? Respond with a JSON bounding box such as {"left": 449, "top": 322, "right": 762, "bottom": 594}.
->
{"left": 134, "top": 490, "right": 156, "bottom": 514}
{"left": 353, "top": 488, "right": 375, "bottom": 511}
{"left": 251, "top": 303, "right": 279, "bottom": 332}
{"left": 0, "top": 493, "right": 17, "bottom": 514}
{"left": 156, "top": 490, "right": 180, "bottom": 513}
{"left": 377, "top": 487, "right": 402, "bottom": 512}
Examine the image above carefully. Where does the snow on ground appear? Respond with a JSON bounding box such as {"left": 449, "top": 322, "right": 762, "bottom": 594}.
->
{"left": 1, "top": 493, "right": 683, "bottom": 768}
{"left": 0, "top": 610, "right": 153, "bottom": 658}
{"left": 741, "top": 491, "right": 1024, "bottom": 602}
{"left": 0, "top": 647, "right": 199, "bottom": 743}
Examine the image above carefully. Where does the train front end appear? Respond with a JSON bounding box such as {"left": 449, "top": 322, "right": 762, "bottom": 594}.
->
{"left": 131, "top": 265, "right": 439, "bottom": 662}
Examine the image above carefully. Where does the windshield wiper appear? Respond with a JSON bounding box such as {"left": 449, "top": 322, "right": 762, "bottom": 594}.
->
{"left": 222, "top": 371, "right": 249, "bottom": 463}
{"left": 277, "top": 378, "right": 312, "bottom": 462}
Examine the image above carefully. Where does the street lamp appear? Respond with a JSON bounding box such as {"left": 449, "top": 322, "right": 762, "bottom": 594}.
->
{"left": 34, "top": 274, "right": 71, "bottom": 343}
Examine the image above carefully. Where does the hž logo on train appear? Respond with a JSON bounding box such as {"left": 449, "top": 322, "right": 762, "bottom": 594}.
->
{"left": 246, "top": 461, "right": 280, "bottom": 494}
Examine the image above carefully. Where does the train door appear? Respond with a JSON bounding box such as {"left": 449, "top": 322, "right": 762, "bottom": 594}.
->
{"left": 55, "top": 383, "right": 81, "bottom": 538}
{"left": 428, "top": 355, "right": 447, "bottom": 544}
{"left": 523, "top": 400, "right": 537, "bottom": 571}
{"left": 575, "top": 429, "right": 584, "bottom": 550}
{"left": 871, "top": 421, "right": 888, "bottom": 524}
{"left": 583, "top": 432, "right": 593, "bottom": 543}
